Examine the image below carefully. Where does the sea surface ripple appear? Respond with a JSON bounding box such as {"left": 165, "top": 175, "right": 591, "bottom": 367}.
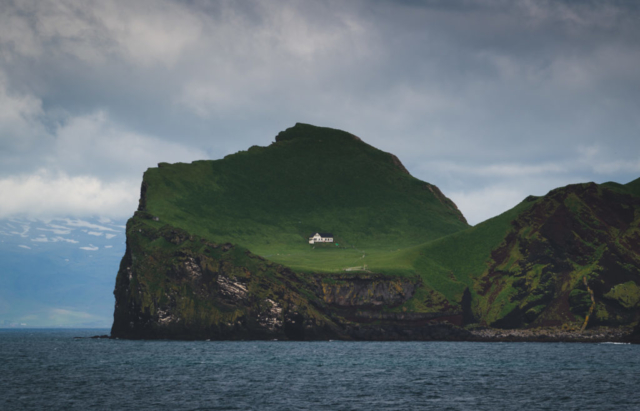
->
{"left": 1, "top": 329, "right": 639, "bottom": 410}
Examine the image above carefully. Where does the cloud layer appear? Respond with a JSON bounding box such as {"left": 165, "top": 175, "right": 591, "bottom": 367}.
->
{"left": 1, "top": 0, "right": 639, "bottom": 224}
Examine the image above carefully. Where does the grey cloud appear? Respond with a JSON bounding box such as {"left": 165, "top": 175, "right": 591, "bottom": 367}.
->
{"left": 0, "top": 0, "right": 639, "bottom": 223}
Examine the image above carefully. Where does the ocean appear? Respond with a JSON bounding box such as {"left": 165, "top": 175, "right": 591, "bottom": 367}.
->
{"left": 1, "top": 329, "right": 639, "bottom": 410}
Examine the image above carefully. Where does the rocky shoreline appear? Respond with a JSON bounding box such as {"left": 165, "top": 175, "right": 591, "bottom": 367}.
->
{"left": 468, "top": 326, "right": 637, "bottom": 343}
{"left": 86, "top": 325, "right": 640, "bottom": 343}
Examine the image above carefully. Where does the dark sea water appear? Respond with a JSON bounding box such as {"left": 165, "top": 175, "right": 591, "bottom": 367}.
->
{"left": 1, "top": 329, "right": 639, "bottom": 410}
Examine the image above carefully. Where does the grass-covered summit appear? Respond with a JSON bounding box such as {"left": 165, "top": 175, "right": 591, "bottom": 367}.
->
{"left": 140, "top": 123, "right": 468, "bottom": 272}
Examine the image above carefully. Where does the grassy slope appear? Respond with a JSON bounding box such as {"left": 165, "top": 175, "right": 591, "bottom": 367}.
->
{"left": 409, "top": 198, "right": 537, "bottom": 303}
{"left": 142, "top": 123, "right": 468, "bottom": 273}
{"left": 627, "top": 177, "right": 640, "bottom": 195}
{"left": 602, "top": 177, "right": 640, "bottom": 197}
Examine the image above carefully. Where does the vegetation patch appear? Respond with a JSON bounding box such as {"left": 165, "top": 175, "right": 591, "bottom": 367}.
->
{"left": 604, "top": 281, "right": 640, "bottom": 309}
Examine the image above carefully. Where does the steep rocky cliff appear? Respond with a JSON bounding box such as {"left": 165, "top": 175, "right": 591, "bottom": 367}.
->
{"left": 413, "top": 179, "right": 640, "bottom": 332}
{"left": 473, "top": 182, "right": 640, "bottom": 329}
{"left": 111, "top": 212, "right": 469, "bottom": 340}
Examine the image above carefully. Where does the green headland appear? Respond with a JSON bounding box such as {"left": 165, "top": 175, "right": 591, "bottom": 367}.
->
{"left": 140, "top": 123, "right": 468, "bottom": 274}
{"left": 112, "top": 123, "right": 640, "bottom": 340}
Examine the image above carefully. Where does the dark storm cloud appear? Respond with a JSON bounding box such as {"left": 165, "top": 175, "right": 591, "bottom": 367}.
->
{"left": 0, "top": 0, "right": 639, "bottom": 223}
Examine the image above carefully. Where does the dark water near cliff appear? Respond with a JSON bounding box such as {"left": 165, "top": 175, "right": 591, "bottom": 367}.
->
{"left": 1, "top": 329, "right": 639, "bottom": 410}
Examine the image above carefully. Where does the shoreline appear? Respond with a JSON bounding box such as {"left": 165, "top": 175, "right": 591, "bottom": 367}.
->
{"left": 467, "top": 326, "right": 636, "bottom": 343}
{"left": 83, "top": 326, "right": 640, "bottom": 343}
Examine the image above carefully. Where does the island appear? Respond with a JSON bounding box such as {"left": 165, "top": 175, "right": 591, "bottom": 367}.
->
{"left": 111, "top": 123, "right": 640, "bottom": 342}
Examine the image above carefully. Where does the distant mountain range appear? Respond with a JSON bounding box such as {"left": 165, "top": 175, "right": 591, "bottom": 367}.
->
{"left": 0, "top": 217, "right": 126, "bottom": 327}
{"left": 111, "top": 123, "right": 640, "bottom": 340}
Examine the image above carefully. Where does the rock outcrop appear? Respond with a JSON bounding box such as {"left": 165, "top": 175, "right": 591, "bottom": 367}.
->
{"left": 473, "top": 183, "right": 640, "bottom": 329}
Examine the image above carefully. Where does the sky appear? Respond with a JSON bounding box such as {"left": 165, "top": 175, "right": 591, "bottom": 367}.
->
{"left": 1, "top": 0, "right": 640, "bottom": 225}
{"left": 0, "top": 216, "right": 125, "bottom": 327}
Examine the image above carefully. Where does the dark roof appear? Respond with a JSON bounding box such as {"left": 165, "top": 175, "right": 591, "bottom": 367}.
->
{"left": 309, "top": 232, "right": 334, "bottom": 238}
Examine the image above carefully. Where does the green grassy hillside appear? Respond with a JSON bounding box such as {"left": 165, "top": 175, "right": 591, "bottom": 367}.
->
{"left": 140, "top": 123, "right": 468, "bottom": 272}
{"left": 411, "top": 198, "right": 537, "bottom": 304}
{"left": 602, "top": 177, "right": 640, "bottom": 197}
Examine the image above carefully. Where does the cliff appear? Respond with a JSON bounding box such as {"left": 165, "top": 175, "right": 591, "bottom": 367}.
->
{"left": 475, "top": 182, "right": 640, "bottom": 329}
{"left": 415, "top": 180, "right": 640, "bottom": 331}
{"left": 111, "top": 214, "right": 469, "bottom": 340}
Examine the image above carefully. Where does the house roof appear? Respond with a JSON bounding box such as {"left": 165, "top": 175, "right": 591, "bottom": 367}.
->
{"left": 309, "top": 232, "right": 334, "bottom": 238}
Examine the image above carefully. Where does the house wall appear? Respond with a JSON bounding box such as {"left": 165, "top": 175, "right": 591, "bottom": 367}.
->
{"left": 309, "top": 235, "right": 333, "bottom": 244}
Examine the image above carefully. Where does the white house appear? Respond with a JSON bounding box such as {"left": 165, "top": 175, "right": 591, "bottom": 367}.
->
{"left": 309, "top": 232, "right": 334, "bottom": 244}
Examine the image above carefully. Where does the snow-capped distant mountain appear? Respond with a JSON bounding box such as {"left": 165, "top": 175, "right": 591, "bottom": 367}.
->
{"left": 0, "top": 217, "right": 127, "bottom": 328}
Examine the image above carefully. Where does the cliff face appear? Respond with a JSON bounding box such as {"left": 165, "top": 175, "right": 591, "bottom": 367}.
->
{"left": 112, "top": 214, "right": 329, "bottom": 340}
{"left": 111, "top": 213, "right": 468, "bottom": 340}
{"left": 320, "top": 276, "right": 417, "bottom": 307}
{"left": 473, "top": 183, "right": 640, "bottom": 329}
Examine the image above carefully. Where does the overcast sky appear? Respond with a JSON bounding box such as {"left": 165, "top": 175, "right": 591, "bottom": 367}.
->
{"left": 1, "top": 0, "right": 639, "bottom": 225}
